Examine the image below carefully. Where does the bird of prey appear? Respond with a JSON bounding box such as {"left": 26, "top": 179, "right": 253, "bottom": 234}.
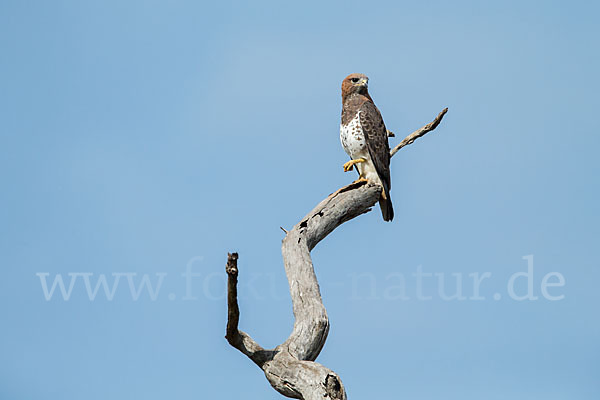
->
{"left": 340, "top": 73, "right": 394, "bottom": 221}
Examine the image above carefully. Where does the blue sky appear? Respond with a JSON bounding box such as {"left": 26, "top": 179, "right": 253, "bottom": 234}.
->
{"left": 1, "top": 0, "right": 599, "bottom": 399}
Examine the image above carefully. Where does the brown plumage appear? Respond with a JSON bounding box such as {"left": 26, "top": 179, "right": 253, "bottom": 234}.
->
{"left": 340, "top": 73, "right": 394, "bottom": 221}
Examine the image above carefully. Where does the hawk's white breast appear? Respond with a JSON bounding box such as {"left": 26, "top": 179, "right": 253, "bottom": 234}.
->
{"left": 340, "top": 112, "right": 367, "bottom": 159}
{"left": 340, "top": 112, "right": 381, "bottom": 183}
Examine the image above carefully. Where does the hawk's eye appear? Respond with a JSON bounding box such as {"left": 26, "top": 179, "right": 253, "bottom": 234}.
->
{"left": 351, "top": 77, "right": 360, "bottom": 83}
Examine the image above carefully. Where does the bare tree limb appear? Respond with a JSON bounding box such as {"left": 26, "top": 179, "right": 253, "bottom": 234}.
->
{"left": 225, "top": 252, "right": 273, "bottom": 368}
{"left": 390, "top": 107, "right": 448, "bottom": 158}
{"left": 225, "top": 181, "right": 380, "bottom": 399}
{"left": 225, "top": 108, "right": 448, "bottom": 399}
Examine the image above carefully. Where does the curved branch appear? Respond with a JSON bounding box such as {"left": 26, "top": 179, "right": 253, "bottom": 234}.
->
{"left": 225, "top": 181, "right": 379, "bottom": 399}
{"left": 390, "top": 107, "right": 448, "bottom": 157}
{"left": 225, "top": 108, "right": 448, "bottom": 399}
{"left": 225, "top": 253, "right": 274, "bottom": 367}
{"left": 279, "top": 181, "right": 381, "bottom": 360}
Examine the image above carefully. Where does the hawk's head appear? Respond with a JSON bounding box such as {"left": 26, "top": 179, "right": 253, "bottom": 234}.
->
{"left": 341, "top": 73, "right": 369, "bottom": 102}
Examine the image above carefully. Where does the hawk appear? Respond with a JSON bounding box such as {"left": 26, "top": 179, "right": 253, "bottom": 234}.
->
{"left": 340, "top": 73, "right": 394, "bottom": 221}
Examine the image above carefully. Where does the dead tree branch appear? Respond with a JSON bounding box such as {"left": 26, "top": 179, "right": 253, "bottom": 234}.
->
{"left": 390, "top": 107, "right": 448, "bottom": 158}
{"left": 225, "top": 253, "right": 273, "bottom": 367}
{"left": 225, "top": 108, "right": 447, "bottom": 399}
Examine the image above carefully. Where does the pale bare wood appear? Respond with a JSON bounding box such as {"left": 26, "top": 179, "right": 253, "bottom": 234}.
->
{"left": 390, "top": 107, "right": 448, "bottom": 158}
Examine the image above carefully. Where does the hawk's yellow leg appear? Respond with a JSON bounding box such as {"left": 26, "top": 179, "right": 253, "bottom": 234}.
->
{"left": 343, "top": 158, "right": 366, "bottom": 172}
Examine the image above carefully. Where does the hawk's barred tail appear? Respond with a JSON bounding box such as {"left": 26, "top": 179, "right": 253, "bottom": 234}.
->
{"left": 379, "top": 189, "right": 394, "bottom": 222}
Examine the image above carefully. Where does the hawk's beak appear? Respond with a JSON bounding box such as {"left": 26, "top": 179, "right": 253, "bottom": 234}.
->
{"left": 358, "top": 78, "right": 368, "bottom": 87}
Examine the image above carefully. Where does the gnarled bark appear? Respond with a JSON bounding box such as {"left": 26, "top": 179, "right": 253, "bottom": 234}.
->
{"left": 225, "top": 108, "right": 447, "bottom": 399}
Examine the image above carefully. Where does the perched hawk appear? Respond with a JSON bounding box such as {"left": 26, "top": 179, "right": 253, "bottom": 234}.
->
{"left": 340, "top": 73, "right": 394, "bottom": 221}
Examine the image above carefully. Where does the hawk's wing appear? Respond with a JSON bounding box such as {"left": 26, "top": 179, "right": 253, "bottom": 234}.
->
{"left": 359, "top": 101, "right": 391, "bottom": 191}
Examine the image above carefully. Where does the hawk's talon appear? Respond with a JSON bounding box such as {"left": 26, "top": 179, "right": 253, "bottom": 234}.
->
{"left": 343, "top": 158, "right": 366, "bottom": 172}
{"left": 353, "top": 178, "right": 369, "bottom": 184}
